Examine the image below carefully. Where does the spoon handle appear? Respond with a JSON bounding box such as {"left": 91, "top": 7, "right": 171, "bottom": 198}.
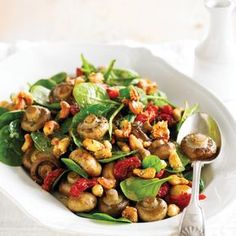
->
{"left": 179, "top": 161, "right": 205, "bottom": 236}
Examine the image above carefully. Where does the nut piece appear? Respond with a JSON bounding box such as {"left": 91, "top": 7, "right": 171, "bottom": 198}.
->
{"left": 173, "top": 108, "right": 183, "bottom": 122}
{"left": 21, "top": 134, "right": 33, "bottom": 152}
{"left": 152, "top": 121, "right": 170, "bottom": 142}
{"left": 168, "top": 175, "right": 189, "bottom": 185}
{"left": 129, "top": 86, "right": 140, "bottom": 101}
{"left": 167, "top": 204, "right": 180, "bottom": 217}
{"left": 133, "top": 167, "right": 156, "bottom": 179}
{"left": 52, "top": 137, "right": 70, "bottom": 158}
{"left": 97, "top": 177, "right": 116, "bottom": 189}
{"left": 88, "top": 72, "right": 104, "bottom": 83}
{"left": 114, "top": 120, "right": 132, "bottom": 138}
{"left": 122, "top": 206, "right": 138, "bottom": 223}
{"left": 92, "top": 184, "right": 104, "bottom": 197}
{"left": 12, "top": 91, "right": 33, "bottom": 110}
{"left": 102, "top": 162, "right": 115, "bottom": 180}
{"left": 129, "top": 134, "right": 143, "bottom": 150}
{"left": 59, "top": 101, "right": 70, "bottom": 119}
{"left": 43, "top": 120, "right": 60, "bottom": 136}
{"left": 117, "top": 141, "right": 131, "bottom": 153}
{"left": 128, "top": 100, "right": 144, "bottom": 115}
{"left": 82, "top": 138, "right": 112, "bottom": 159}
{"left": 137, "top": 79, "right": 158, "bottom": 95}
{"left": 168, "top": 150, "right": 184, "bottom": 171}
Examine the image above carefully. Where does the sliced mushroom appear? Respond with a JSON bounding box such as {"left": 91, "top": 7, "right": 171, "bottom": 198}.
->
{"left": 30, "top": 154, "right": 60, "bottom": 184}
{"left": 21, "top": 105, "right": 51, "bottom": 132}
{"left": 131, "top": 122, "right": 150, "bottom": 142}
{"left": 181, "top": 133, "right": 217, "bottom": 161}
{"left": 22, "top": 148, "right": 35, "bottom": 170}
{"left": 98, "top": 189, "right": 129, "bottom": 217}
{"left": 49, "top": 82, "right": 73, "bottom": 103}
{"left": 59, "top": 180, "right": 72, "bottom": 197}
{"left": 136, "top": 197, "right": 167, "bottom": 222}
{"left": 68, "top": 192, "right": 97, "bottom": 212}
{"left": 149, "top": 140, "right": 175, "bottom": 159}
{"left": 69, "top": 149, "right": 102, "bottom": 177}
{"left": 77, "top": 114, "right": 109, "bottom": 140}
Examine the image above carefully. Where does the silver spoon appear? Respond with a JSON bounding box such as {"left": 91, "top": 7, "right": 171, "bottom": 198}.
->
{"left": 177, "top": 112, "right": 222, "bottom": 236}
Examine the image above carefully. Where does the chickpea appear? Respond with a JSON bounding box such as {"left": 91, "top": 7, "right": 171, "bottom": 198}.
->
{"left": 173, "top": 108, "right": 183, "bottom": 122}
{"left": 167, "top": 204, "right": 180, "bottom": 217}
{"left": 92, "top": 184, "right": 104, "bottom": 197}
{"left": 170, "top": 185, "right": 191, "bottom": 197}
{"left": 68, "top": 192, "right": 97, "bottom": 212}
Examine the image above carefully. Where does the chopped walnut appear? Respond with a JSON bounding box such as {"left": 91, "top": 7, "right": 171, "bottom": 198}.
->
{"left": 137, "top": 79, "right": 158, "bottom": 95}
{"left": 88, "top": 72, "right": 104, "bottom": 83}
{"left": 122, "top": 206, "right": 138, "bottom": 223}
{"left": 11, "top": 91, "right": 33, "bottom": 110}
{"left": 168, "top": 150, "right": 184, "bottom": 171}
{"left": 128, "top": 100, "right": 144, "bottom": 115}
{"left": 114, "top": 120, "right": 132, "bottom": 138}
{"left": 59, "top": 101, "right": 70, "bottom": 119}
{"left": 21, "top": 134, "right": 33, "bottom": 152}
{"left": 52, "top": 137, "right": 70, "bottom": 157}
{"left": 133, "top": 167, "right": 156, "bottom": 179}
{"left": 151, "top": 121, "right": 170, "bottom": 142}
{"left": 43, "top": 120, "right": 60, "bottom": 136}
{"left": 97, "top": 177, "right": 116, "bottom": 189}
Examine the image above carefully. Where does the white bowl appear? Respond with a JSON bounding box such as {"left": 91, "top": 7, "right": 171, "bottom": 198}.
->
{"left": 0, "top": 43, "right": 235, "bottom": 236}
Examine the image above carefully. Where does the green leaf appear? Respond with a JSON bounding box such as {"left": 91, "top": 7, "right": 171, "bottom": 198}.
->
{"left": 61, "top": 158, "right": 88, "bottom": 178}
{"left": 0, "top": 110, "right": 24, "bottom": 129}
{"left": 98, "top": 150, "right": 137, "bottom": 163}
{"left": 142, "top": 155, "right": 163, "bottom": 172}
{"left": 60, "top": 117, "right": 72, "bottom": 134}
{"left": 177, "top": 102, "right": 199, "bottom": 132}
{"left": 176, "top": 146, "right": 190, "bottom": 167}
{"left": 70, "top": 104, "right": 115, "bottom": 147}
{"left": 0, "top": 120, "right": 24, "bottom": 166}
{"left": 106, "top": 68, "right": 140, "bottom": 86}
{"left": 104, "top": 59, "right": 116, "bottom": 81}
{"left": 77, "top": 212, "right": 131, "bottom": 223}
{"left": 30, "top": 85, "right": 60, "bottom": 109}
{"left": 120, "top": 176, "right": 172, "bottom": 201}
{"left": 0, "top": 107, "right": 8, "bottom": 116}
{"left": 30, "top": 72, "right": 67, "bottom": 90}
{"left": 49, "top": 72, "right": 67, "bottom": 84}
{"left": 81, "top": 54, "right": 96, "bottom": 76}
{"left": 122, "top": 113, "right": 136, "bottom": 123}
{"left": 73, "top": 82, "right": 118, "bottom": 108}
{"left": 108, "top": 103, "right": 124, "bottom": 138}
{"left": 30, "top": 131, "right": 52, "bottom": 153}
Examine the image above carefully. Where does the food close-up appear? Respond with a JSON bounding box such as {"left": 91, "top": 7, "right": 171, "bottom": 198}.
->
{"left": 0, "top": 55, "right": 207, "bottom": 223}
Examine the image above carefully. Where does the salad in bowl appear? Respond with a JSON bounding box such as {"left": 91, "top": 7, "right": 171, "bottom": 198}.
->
{"left": 0, "top": 55, "right": 205, "bottom": 223}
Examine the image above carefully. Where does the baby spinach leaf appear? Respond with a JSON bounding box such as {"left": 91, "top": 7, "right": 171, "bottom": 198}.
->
{"left": 176, "top": 146, "right": 190, "bottom": 167}
{"left": 73, "top": 82, "right": 118, "bottom": 108}
{"left": 0, "top": 120, "right": 24, "bottom": 166}
{"left": 98, "top": 150, "right": 137, "bottom": 163}
{"left": 30, "top": 85, "right": 60, "bottom": 109}
{"left": 104, "top": 59, "right": 116, "bottom": 81}
{"left": 177, "top": 102, "right": 199, "bottom": 132}
{"left": 60, "top": 117, "right": 72, "bottom": 134}
{"left": 61, "top": 158, "right": 88, "bottom": 178}
{"left": 106, "top": 68, "right": 140, "bottom": 86}
{"left": 122, "top": 113, "right": 136, "bottom": 123}
{"left": 108, "top": 103, "right": 124, "bottom": 138}
{"left": 49, "top": 72, "right": 67, "bottom": 84}
{"left": 70, "top": 104, "right": 115, "bottom": 147}
{"left": 81, "top": 54, "right": 96, "bottom": 76}
{"left": 30, "top": 131, "right": 52, "bottom": 153}
{"left": 77, "top": 212, "right": 131, "bottom": 223}
{"left": 0, "top": 110, "right": 24, "bottom": 129}
{"left": 120, "top": 176, "right": 172, "bottom": 201}
{"left": 30, "top": 72, "right": 67, "bottom": 90}
{"left": 0, "top": 107, "right": 8, "bottom": 116}
{"left": 142, "top": 155, "right": 163, "bottom": 173}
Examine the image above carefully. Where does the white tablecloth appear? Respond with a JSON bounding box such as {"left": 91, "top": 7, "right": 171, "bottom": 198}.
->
{"left": 0, "top": 41, "right": 235, "bottom": 236}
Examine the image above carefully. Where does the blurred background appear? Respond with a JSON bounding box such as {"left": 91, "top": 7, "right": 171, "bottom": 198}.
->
{"left": 0, "top": 0, "right": 235, "bottom": 43}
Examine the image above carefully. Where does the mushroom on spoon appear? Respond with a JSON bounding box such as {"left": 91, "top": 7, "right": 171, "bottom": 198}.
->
{"left": 177, "top": 112, "right": 221, "bottom": 236}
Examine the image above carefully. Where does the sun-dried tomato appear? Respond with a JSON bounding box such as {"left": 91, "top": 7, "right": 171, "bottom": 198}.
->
{"left": 135, "top": 104, "right": 159, "bottom": 124}
{"left": 76, "top": 67, "right": 84, "bottom": 77}
{"left": 107, "top": 87, "right": 120, "bottom": 99}
{"left": 155, "top": 169, "right": 165, "bottom": 178}
{"left": 160, "top": 105, "right": 173, "bottom": 115}
{"left": 42, "top": 168, "right": 64, "bottom": 192}
{"left": 158, "top": 105, "right": 175, "bottom": 126}
{"left": 158, "top": 183, "right": 170, "bottom": 198}
{"left": 69, "top": 178, "right": 97, "bottom": 197}
{"left": 70, "top": 104, "right": 80, "bottom": 115}
{"left": 169, "top": 193, "right": 206, "bottom": 209}
{"left": 114, "top": 156, "right": 141, "bottom": 180}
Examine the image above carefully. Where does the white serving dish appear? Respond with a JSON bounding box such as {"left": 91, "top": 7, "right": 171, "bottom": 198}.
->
{"left": 0, "top": 43, "right": 235, "bottom": 236}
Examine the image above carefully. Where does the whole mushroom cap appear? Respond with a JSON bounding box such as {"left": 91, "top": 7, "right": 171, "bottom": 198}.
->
{"left": 136, "top": 197, "right": 167, "bottom": 222}
{"left": 49, "top": 82, "right": 73, "bottom": 103}
{"left": 181, "top": 133, "right": 217, "bottom": 161}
